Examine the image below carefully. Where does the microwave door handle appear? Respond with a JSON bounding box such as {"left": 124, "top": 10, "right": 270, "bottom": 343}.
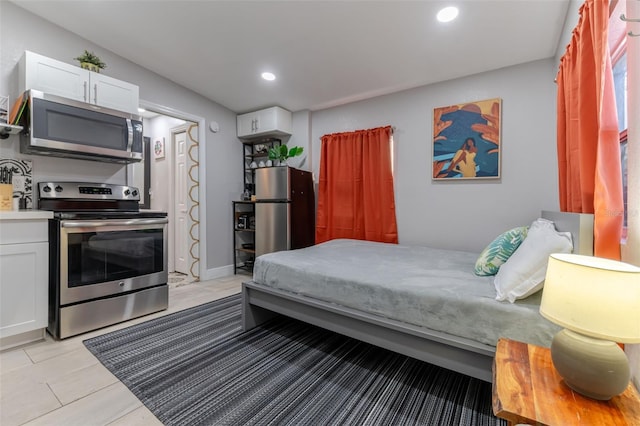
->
{"left": 126, "top": 119, "right": 134, "bottom": 151}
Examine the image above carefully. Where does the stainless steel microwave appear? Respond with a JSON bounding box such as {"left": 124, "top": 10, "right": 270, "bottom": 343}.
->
{"left": 20, "top": 90, "right": 143, "bottom": 163}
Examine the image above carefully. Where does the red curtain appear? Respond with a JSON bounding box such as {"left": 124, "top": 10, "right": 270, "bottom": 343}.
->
{"left": 556, "top": 0, "right": 623, "bottom": 260}
{"left": 316, "top": 126, "right": 398, "bottom": 244}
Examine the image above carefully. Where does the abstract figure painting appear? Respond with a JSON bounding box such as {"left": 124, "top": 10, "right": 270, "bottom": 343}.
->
{"left": 154, "top": 137, "right": 165, "bottom": 159}
{"left": 432, "top": 98, "right": 501, "bottom": 180}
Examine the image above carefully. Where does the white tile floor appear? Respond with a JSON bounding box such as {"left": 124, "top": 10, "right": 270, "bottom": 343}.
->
{"left": 0, "top": 274, "right": 246, "bottom": 426}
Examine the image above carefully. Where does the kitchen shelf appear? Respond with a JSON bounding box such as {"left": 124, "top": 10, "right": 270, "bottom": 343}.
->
{"left": 235, "top": 248, "right": 256, "bottom": 254}
{"left": 235, "top": 263, "right": 254, "bottom": 274}
{"left": 0, "top": 124, "right": 23, "bottom": 140}
{"left": 245, "top": 153, "right": 270, "bottom": 159}
{"left": 233, "top": 201, "right": 256, "bottom": 274}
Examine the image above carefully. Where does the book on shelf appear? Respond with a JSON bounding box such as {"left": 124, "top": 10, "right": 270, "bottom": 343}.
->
{"left": 8, "top": 91, "right": 28, "bottom": 126}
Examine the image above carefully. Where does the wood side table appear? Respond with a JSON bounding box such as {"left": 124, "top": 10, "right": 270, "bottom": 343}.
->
{"left": 492, "top": 338, "right": 640, "bottom": 425}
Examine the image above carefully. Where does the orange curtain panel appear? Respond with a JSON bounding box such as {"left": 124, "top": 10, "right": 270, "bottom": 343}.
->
{"left": 556, "top": 0, "right": 623, "bottom": 260}
{"left": 315, "top": 126, "right": 398, "bottom": 244}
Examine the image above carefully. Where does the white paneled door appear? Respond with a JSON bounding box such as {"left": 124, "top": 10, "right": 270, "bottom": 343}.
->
{"left": 174, "top": 130, "right": 188, "bottom": 274}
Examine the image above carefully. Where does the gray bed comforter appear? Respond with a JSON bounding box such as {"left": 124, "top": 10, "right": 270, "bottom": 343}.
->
{"left": 252, "top": 239, "right": 560, "bottom": 347}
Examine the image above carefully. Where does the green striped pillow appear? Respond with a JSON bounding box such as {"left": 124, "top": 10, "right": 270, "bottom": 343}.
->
{"left": 474, "top": 226, "right": 529, "bottom": 276}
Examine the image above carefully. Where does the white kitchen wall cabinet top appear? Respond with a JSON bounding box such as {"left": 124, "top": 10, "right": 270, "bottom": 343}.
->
{"left": 237, "top": 106, "right": 292, "bottom": 139}
{"left": 0, "top": 210, "right": 53, "bottom": 349}
{"left": 19, "top": 50, "right": 140, "bottom": 115}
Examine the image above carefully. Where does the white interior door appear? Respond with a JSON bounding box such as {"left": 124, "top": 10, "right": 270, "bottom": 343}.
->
{"left": 174, "top": 130, "right": 188, "bottom": 274}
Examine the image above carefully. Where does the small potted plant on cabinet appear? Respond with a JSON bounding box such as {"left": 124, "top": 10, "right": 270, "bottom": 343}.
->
{"left": 74, "top": 50, "right": 107, "bottom": 73}
{"left": 268, "top": 144, "right": 303, "bottom": 166}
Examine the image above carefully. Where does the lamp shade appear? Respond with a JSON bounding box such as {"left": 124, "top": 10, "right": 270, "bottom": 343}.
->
{"left": 540, "top": 253, "right": 640, "bottom": 343}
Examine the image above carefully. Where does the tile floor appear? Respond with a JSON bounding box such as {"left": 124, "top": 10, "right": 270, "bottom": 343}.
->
{"left": 0, "top": 274, "right": 248, "bottom": 426}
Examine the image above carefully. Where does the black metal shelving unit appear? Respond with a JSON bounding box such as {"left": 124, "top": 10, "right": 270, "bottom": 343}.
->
{"left": 242, "top": 137, "right": 281, "bottom": 195}
{"left": 232, "top": 200, "right": 256, "bottom": 274}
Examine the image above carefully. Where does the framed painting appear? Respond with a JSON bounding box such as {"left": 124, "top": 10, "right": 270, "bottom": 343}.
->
{"left": 154, "top": 137, "right": 165, "bottom": 159}
{"left": 432, "top": 98, "right": 501, "bottom": 180}
{"left": 0, "top": 158, "right": 33, "bottom": 209}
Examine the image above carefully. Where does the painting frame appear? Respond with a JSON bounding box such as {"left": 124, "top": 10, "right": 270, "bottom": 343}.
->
{"left": 0, "top": 158, "right": 33, "bottom": 209}
{"left": 154, "top": 137, "right": 165, "bottom": 159}
{"left": 432, "top": 98, "right": 502, "bottom": 180}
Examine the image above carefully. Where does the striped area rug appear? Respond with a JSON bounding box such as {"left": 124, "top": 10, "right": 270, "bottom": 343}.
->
{"left": 84, "top": 293, "right": 506, "bottom": 426}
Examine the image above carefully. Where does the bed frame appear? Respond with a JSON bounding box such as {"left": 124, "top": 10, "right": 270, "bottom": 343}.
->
{"left": 241, "top": 211, "right": 594, "bottom": 382}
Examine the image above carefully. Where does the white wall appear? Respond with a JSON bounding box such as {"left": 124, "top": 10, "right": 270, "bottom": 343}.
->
{"left": 0, "top": 1, "right": 242, "bottom": 276}
{"left": 309, "top": 59, "right": 559, "bottom": 252}
{"left": 288, "top": 110, "right": 312, "bottom": 171}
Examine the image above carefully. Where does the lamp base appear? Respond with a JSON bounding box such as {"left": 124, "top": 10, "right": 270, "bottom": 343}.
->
{"left": 550, "top": 329, "right": 630, "bottom": 400}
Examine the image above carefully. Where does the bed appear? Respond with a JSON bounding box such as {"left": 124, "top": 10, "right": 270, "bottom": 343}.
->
{"left": 241, "top": 211, "right": 594, "bottom": 382}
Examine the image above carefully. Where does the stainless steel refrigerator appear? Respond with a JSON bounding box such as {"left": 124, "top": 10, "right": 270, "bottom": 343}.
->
{"left": 255, "top": 166, "right": 315, "bottom": 257}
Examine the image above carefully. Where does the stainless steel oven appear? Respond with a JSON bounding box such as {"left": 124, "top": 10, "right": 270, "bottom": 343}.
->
{"left": 39, "top": 182, "right": 168, "bottom": 339}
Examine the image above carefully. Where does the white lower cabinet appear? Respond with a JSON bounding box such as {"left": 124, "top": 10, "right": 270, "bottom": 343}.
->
{"left": 0, "top": 215, "right": 50, "bottom": 348}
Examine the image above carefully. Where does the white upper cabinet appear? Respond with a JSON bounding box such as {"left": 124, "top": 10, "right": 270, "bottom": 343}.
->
{"left": 237, "top": 106, "right": 292, "bottom": 139}
{"left": 89, "top": 73, "right": 139, "bottom": 114}
{"left": 19, "top": 51, "right": 140, "bottom": 115}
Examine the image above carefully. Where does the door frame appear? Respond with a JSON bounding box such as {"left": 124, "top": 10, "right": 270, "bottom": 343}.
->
{"left": 137, "top": 99, "right": 207, "bottom": 281}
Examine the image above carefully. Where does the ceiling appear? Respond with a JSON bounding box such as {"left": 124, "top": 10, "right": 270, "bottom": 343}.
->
{"left": 10, "top": 0, "right": 571, "bottom": 114}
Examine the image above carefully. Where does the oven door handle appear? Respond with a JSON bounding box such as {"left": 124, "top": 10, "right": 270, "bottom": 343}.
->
{"left": 60, "top": 218, "right": 169, "bottom": 228}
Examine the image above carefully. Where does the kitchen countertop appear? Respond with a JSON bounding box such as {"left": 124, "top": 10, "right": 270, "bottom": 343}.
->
{"left": 0, "top": 210, "right": 53, "bottom": 220}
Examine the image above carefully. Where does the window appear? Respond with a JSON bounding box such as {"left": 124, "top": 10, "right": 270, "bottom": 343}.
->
{"left": 613, "top": 53, "right": 627, "bottom": 233}
{"left": 609, "top": 2, "right": 628, "bottom": 238}
{"left": 613, "top": 52, "right": 627, "bottom": 131}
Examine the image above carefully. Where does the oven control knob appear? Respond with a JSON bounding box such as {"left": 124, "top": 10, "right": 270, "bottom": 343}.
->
{"left": 55, "top": 185, "right": 63, "bottom": 193}
{"left": 42, "top": 185, "right": 52, "bottom": 193}
{"left": 132, "top": 190, "right": 138, "bottom": 196}
{"left": 124, "top": 189, "right": 130, "bottom": 196}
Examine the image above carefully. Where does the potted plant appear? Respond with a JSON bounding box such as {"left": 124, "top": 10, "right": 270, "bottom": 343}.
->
{"left": 74, "top": 50, "right": 106, "bottom": 73}
{"left": 268, "top": 144, "right": 303, "bottom": 166}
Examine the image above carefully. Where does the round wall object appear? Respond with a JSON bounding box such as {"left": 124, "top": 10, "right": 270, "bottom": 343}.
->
{"left": 209, "top": 121, "right": 220, "bottom": 133}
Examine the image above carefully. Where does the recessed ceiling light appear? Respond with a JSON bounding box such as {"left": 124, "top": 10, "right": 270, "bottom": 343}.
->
{"left": 138, "top": 108, "right": 146, "bottom": 113}
{"left": 437, "top": 6, "right": 459, "bottom": 23}
{"left": 261, "top": 72, "right": 276, "bottom": 81}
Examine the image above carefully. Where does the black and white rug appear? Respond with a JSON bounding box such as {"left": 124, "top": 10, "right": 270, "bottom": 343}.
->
{"left": 84, "top": 294, "right": 505, "bottom": 426}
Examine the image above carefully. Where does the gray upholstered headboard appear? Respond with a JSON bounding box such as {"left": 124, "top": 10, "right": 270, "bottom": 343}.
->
{"left": 541, "top": 210, "right": 594, "bottom": 256}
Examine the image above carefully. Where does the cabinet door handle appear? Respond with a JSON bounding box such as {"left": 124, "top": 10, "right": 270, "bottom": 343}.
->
{"left": 94, "top": 84, "right": 98, "bottom": 104}
{"left": 83, "top": 81, "right": 88, "bottom": 102}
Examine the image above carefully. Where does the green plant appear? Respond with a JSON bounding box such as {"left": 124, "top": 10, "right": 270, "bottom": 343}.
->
{"left": 74, "top": 50, "right": 107, "bottom": 69}
{"left": 268, "top": 144, "right": 303, "bottom": 163}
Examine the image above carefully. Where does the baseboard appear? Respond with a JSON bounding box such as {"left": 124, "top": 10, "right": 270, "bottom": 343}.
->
{"left": 0, "top": 328, "right": 45, "bottom": 351}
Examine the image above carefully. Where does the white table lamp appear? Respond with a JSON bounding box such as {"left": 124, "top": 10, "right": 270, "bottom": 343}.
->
{"left": 540, "top": 253, "right": 640, "bottom": 400}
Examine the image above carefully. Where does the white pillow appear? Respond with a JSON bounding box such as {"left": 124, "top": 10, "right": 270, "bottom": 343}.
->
{"left": 494, "top": 218, "right": 573, "bottom": 303}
